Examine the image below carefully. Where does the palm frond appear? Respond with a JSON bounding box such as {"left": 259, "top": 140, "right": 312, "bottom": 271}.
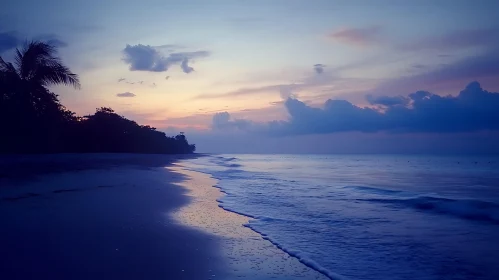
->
{"left": 12, "top": 40, "right": 80, "bottom": 89}
{"left": 16, "top": 41, "right": 57, "bottom": 80}
{"left": 35, "top": 63, "right": 81, "bottom": 89}
{"left": 0, "top": 56, "right": 18, "bottom": 75}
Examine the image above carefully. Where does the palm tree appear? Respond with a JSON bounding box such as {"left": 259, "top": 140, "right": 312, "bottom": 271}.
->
{"left": 0, "top": 40, "right": 80, "bottom": 115}
{"left": 0, "top": 40, "right": 80, "bottom": 91}
{"left": 0, "top": 41, "right": 80, "bottom": 153}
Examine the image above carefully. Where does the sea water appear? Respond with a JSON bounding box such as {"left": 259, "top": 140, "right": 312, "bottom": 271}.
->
{"left": 180, "top": 154, "right": 499, "bottom": 280}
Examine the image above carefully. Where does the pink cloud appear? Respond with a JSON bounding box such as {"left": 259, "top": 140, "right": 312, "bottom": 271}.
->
{"left": 329, "top": 26, "right": 381, "bottom": 47}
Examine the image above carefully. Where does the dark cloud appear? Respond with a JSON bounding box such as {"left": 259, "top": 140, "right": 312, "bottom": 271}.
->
{"left": 366, "top": 95, "right": 409, "bottom": 107}
{"left": 122, "top": 44, "right": 209, "bottom": 73}
{"left": 213, "top": 82, "right": 499, "bottom": 135}
{"left": 116, "top": 92, "right": 136, "bottom": 98}
{"left": 1, "top": 32, "right": 67, "bottom": 53}
{"left": 180, "top": 58, "right": 194, "bottom": 73}
{"left": 314, "top": 64, "right": 326, "bottom": 74}
{"left": 212, "top": 112, "right": 253, "bottom": 131}
{"left": 277, "top": 81, "right": 499, "bottom": 135}
{"left": 122, "top": 44, "right": 166, "bottom": 72}
{"left": 0, "top": 31, "right": 20, "bottom": 53}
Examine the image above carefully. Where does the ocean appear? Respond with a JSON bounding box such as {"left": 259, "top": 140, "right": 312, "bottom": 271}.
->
{"left": 180, "top": 154, "right": 499, "bottom": 280}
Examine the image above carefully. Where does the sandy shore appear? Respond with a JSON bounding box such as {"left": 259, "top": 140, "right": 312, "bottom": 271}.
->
{"left": 0, "top": 154, "right": 225, "bottom": 280}
{"left": 0, "top": 154, "right": 329, "bottom": 280}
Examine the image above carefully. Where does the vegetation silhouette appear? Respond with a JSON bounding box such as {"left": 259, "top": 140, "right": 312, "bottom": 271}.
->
{"left": 0, "top": 41, "right": 195, "bottom": 154}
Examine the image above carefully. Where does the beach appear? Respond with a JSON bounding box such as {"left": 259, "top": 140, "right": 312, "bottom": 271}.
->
{"left": 0, "top": 154, "right": 224, "bottom": 279}
{"left": 4, "top": 153, "right": 497, "bottom": 279}
{"left": 0, "top": 154, "right": 327, "bottom": 280}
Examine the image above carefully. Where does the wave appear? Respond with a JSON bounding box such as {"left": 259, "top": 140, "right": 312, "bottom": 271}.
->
{"left": 361, "top": 196, "right": 499, "bottom": 223}
{"left": 244, "top": 224, "right": 349, "bottom": 280}
{"left": 210, "top": 156, "right": 242, "bottom": 168}
{"left": 212, "top": 190, "right": 347, "bottom": 280}
{"left": 343, "top": 185, "right": 413, "bottom": 197}
{"left": 212, "top": 156, "right": 238, "bottom": 163}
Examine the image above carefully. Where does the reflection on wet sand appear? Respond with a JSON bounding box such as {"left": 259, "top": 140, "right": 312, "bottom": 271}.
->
{"left": 169, "top": 165, "right": 328, "bottom": 280}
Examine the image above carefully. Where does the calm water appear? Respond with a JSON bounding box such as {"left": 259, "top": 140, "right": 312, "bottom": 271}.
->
{"left": 181, "top": 154, "right": 499, "bottom": 280}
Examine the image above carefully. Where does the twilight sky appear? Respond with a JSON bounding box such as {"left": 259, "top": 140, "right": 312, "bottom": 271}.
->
{"left": 2, "top": 0, "right": 499, "bottom": 153}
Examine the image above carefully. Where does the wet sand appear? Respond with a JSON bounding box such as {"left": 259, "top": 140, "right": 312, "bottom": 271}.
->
{"left": 169, "top": 164, "right": 328, "bottom": 280}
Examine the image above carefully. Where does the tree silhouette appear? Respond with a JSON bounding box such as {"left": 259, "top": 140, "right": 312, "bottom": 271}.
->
{"left": 0, "top": 41, "right": 80, "bottom": 89}
{"left": 0, "top": 41, "right": 195, "bottom": 154}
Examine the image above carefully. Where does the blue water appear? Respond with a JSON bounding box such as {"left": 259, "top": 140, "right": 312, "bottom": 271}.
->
{"left": 181, "top": 154, "right": 499, "bottom": 280}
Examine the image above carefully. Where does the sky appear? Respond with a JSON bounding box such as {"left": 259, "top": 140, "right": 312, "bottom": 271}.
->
{"left": 1, "top": 0, "right": 499, "bottom": 153}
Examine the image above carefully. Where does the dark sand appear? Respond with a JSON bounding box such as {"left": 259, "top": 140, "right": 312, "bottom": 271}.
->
{"left": 0, "top": 154, "right": 225, "bottom": 280}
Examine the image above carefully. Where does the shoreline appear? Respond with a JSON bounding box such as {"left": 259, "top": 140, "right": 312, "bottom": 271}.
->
{"left": 169, "top": 163, "right": 329, "bottom": 280}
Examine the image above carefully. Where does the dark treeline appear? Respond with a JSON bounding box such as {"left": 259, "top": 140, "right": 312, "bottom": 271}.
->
{"left": 0, "top": 41, "right": 195, "bottom": 154}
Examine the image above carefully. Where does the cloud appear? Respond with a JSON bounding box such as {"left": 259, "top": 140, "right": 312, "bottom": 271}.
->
{"left": 213, "top": 82, "right": 499, "bottom": 135}
{"left": 116, "top": 92, "right": 136, "bottom": 98}
{"left": 281, "top": 81, "right": 499, "bottom": 134}
{"left": 366, "top": 95, "right": 409, "bottom": 107}
{"left": 0, "top": 32, "right": 67, "bottom": 53}
{"left": 180, "top": 58, "right": 194, "bottom": 73}
{"left": 399, "top": 28, "right": 499, "bottom": 51}
{"left": 314, "top": 64, "right": 326, "bottom": 74}
{"left": 154, "top": 44, "right": 184, "bottom": 50}
{"left": 122, "top": 44, "right": 167, "bottom": 72}
{"left": 194, "top": 74, "right": 374, "bottom": 102}
{"left": 122, "top": 44, "right": 209, "bottom": 73}
{"left": 329, "top": 26, "right": 381, "bottom": 46}
{"left": 196, "top": 31, "right": 499, "bottom": 102}
{"left": 117, "top": 78, "right": 157, "bottom": 87}
{"left": 327, "top": 26, "right": 499, "bottom": 53}
{"left": 279, "top": 84, "right": 297, "bottom": 100}
{"left": 0, "top": 31, "right": 20, "bottom": 53}
{"left": 212, "top": 112, "right": 254, "bottom": 131}
{"left": 373, "top": 49, "right": 499, "bottom": 94}
{"left": 196, "top": 84, "right": 286, "bottom": 99}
